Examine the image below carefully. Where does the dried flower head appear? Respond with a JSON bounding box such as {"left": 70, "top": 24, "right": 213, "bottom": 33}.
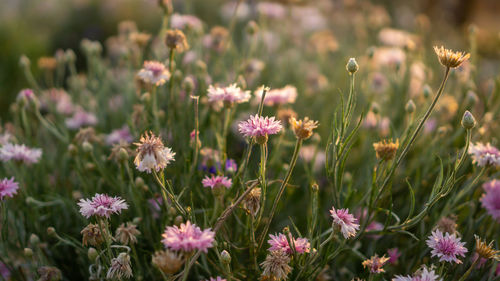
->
{"left": 244, "top": 187, "right": 262, "bottom": 217}
{"left": 74, "top": 127, "right": 101, "bottom": 145}
{"left": 81, "top": 223, "right": 106, "bottom": 247}
{"left": 137, "top": 61, "right": 171, "bottom": 86}
{"left": 362, "top": 255, "right": 389, "bottom": 273}
{"left": 165, "top": 29, "right": 189, "bottom": 52}
{"left": 115, "top": 222, "right": 141, "bottom": 245}
{"left": 238, "top": 115, "right": 283, "bottom": 144}
{"left": 268, "top": 233, "right": 310, "bottom": 255}
{"left": 433, "top": 46, "right": 470, "bottom": 68}
{"left": 290, "top": 117, "right": 318, "bottom": 140}
{"left": 277, "top": 108, "right": 298, "bottom": 126}
{"left": 435, "top": 216, "right": 457, "bottom": 234}
{"left": 426, "top": 229, "right": 467, "bottom": 264}
{"left": 373, "top": 139, "right": 399, "bottom": 160}
{"left": 107, "top": 252, "right": 133, "bottom": 279}
{"left": 38, "top": 57, "right": 57, "bottom": 70}
{"left": 129, "top": 32, "right": 151, "bottom": 48}
{"left": 481, "top": 180, "right": 500, "bottom": 222}
{"left": 260, "top": 250, "right": 292, "bottom": 281}
{"left": 330, "top": 207, "right": 359, "bottom": 239}
{"left": 474, "top": 235, "right": 499, "bottom": 260}
{"left": 78, "top": 193, "right": 128, "bottom": 218}
{"left": 162, "top": 221, "right": 215, "bottom": 253}
{"left": 0, "top": 143, "right": 42, "bottom": 164}
{"left": 152, "top": 250, "right": 184, "bottom": 275}
{"left": 207, "top": 26, "right": 229, "bottom": 52}
{"left": 134, "top": 132, "right": 176, "bottom": 173}
{"left": 108, "top": 141, "right": 135, "bottom": 162}
{"left": 37, "top": 266, "right": 62, "bottom": 281}
{"left": 0, "top": 177, "right": 19, "bottom": 200}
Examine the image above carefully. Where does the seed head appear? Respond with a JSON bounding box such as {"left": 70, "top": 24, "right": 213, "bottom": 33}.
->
{"left": 373, "top": 139, "right": 399, "bottom": 161}
{"left": 289, "top": 117, "right": 318, "bottom": 140}
{"left": 152, "top": 250, "right": 185, "bottom": 275}
{"left": 433, "top": 46, "right": 470, "bottom": 68}
{"left": 165, "top": 29, "right": 189, "bottom": 52}
{"left": 475, "top": 235, "right": 499, "bottom": 260}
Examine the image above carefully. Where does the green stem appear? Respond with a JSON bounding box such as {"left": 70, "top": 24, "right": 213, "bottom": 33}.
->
{"left": 153, "top": 172, "right": 186, "bottom": 217}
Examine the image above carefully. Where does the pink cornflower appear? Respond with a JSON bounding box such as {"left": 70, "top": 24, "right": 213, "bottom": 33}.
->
{"left": 480, "top": 180, "right": 500, "bottom": 222}
{"left": 393, "top": 266, "right": 441, "bottom": 281}
{"left": 171, "top": 14, "right": 203, "bottom": 31}
{"left": 0, "top": 177, "right": 19, "bottom": 200}
{"left": 162, "top": 221, "right": 215, "bottom": 253}
{"left": 468, "top": 142, "right": 500, "bottom": 167}
{"left": 65, "top": 109, "right": 97, "bottom": 129}
{"left": 0, "top": 143, "right": 42, "bottom": 164}
{"left": 137, "top": 61, "right": 171, "bottom": 86}
{"left": 238, "top": 115, "right": 282, "bottom": 142}
{"left": 106, "top": 126, "right": 133, "bottom": 145}
{"left": 362, "top": 255, "right": 390, "bottom": 274}
{"left": 207, "top": 84, "right": 250, "bottom": 106}
{"left": 17, "top": 88, "right": 37, "bottom": 106}
{"left": 202, "top": 175, "right": 232, "bottom": 189}
{"left": 268, "top": 233, "right": 310, "bottom": 255}
{"left": 254, "top": 85, "right": 297, "bottom": 106}
{"left": 134, "top": 132, "right": 175, "bottom": 173}
{"left": 387, "top": 248, "right": 401, "bottom": 264}
{"left": 78, "top": 193, "right": 128, "bottom": 218}
{"left": 426, "top": 229, "right": 467, "bottom": 264}
{"left": 329, "top": 206, "right": 359, "bottom": 239}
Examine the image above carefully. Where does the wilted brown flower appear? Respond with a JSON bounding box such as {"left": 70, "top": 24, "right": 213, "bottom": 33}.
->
{"left": 433, "top": 46, "right": 470, "bottom": 69}
{"left": 475, "top": 235, "right": 500, "bottom": 260}
{"left": 244, "top": 187, "right": 262, "bottom": 217}
{"left": 208, "top": 26, "right": 229, "bottom": 52}
{"left": 373, "top": 139, "right": 399, "bottom": 160}
{"left": 115, "top": 222, "right": 141, "bottom": 245}
{"left": 37, "top": 266, "right": 62, "bottom": 281}
{"left": 130, "top": 32, "right": 151, "bottom": 48}
{"left": 152, "top": 250, "right": 184, "bottom": 275}
{"left": 436, "top": 216, "right": 457, "bottom": 234}
{"left": 165, "top": 29, "right": 189, "bottom": 52}
{"left": 109, "top": 142, "right": 135, "bottom": 162}
{"left": 290, "top": 117, "right": 318, "bottom": 140}
{"left": 260, "top": 250, "right": 292, "bottom": 281}
{"left": 277, "top": 108, "right": 297, "bottom": 126}
{"left": 107, "top": 252, "right": 133, "bottom": 279}
{"left": 362, "top": 255, "right": 389, "bottom": 273}
{"left": 81, "top": 223, "right": 105, "bottom": 247}
{"left": 74, "top": 127, "right": 101, "bottom": 145}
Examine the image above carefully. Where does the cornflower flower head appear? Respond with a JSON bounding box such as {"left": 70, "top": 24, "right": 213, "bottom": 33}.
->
{"left": 481, "top": 180, "right": 500, "bottom": 222}
{"left": 362, "top": 255, "right": 390, "bottom": 274}
{"left": 0, "top": 177, "right": 19, "bottom": 200}
{"left": 207, "top": 84, "right": 251, "bottom": 107}
{"left": 426, "top": 229, "right": 467, "bottom": 264}
{"left": 65, "top": 109, "right": 98, "bottom": 129}
{"left": 254, "top": 85, "right": 297, "bottom": 106}
{"left": 393, "top": 266, "right": 441, "bottom": 281}
{"left": 161, "top": 221, "right": 215, "bottom": 253}
{"left": 202, "top": 175, "right": 232, "bottom": 189}
{"left": 106, "top": 126, "right": 133, "bottom": 145}
{"left": 238, "top": 115, "right": 282, "bottom": 144}
{"left": 468, "top": 142, "right": 500, "bottom": 167}
{"left": 78, "top": 193, "right": 128, "bottom": 218}
{"left": 152, "top": 250, "right": 184, "bottom": 275}
{"left": 137, "top": 61, "right": 171, "bottom": 86}
{"left": 107, "top": 252, "right": 133, "bottom": 279}
{"left": 260, "top": 250, "right": 292, "bottom": 281}
{"left": 433, "top": 46, "right": 470, "bottom": 68}
{"left": 134, "top": 132, "right": 175, "bottom": 173}
{"left": 0, "top": 143, "right": 42, "bottom": 164}
{"left": 373, "top": 139, "right": 399, "bottom": 161}
{"left": 290, "top": 117, "right": 318, "bottom": 140}
{"left": 165, "top": 29, "right": 189, "bottom": 52}
{"left": 17, "top": 88, "right": 38, "bottom": 108}
{"left": 268, "top": 233, "right": 310, "bottom": 255}
{"left": 474, "top": 235, "right": 500, "bottom": 260}
{"left": 330, "top": 206, "right": 359, "bottom": 239}
{"left": 115, "top": 222, "right": 141, "bottom": 245}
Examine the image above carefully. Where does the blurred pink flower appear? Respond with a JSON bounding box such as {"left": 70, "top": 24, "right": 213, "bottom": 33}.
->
{"left": 106, "top": 126, "right": 133, "bottom": 145}
{"left": 162, "top": 221, "right": 215, "bottom": 253}
{"left": 65, "top": 109, "right": 97, "bottom": 129}
{"left": 0, "top": 143, "right": 42, "bottom": 164}
{"left": 207, "top": 84, "right": 250, "bottom": 105}
{"left": 78, "top": 193, "right": 128, "bottom": 218}
{"left": 268, "top": 233, "right": 310, "bottom": 255}
{"left": 480, "top": 180, "right": 500, "bottom": 222}
{"left": 468, "top": 142, "right": 500, "bottom": 167}
{"left": 254, "top": 85, "right": 297, "bottom": 106}
{"left": 387, "top": 248, "right": 401, "bottom": 264}
{"left": 0, "top": 177, "right": 19, "bottom": 200}
{"left": 137, "top": 61, "right": 171, "bottom": 86}
{"left": 202, "top": 175, "right": 232, "bottom": 189}
{"left": 171, "top": 14, "right": 203, "bottom": 31}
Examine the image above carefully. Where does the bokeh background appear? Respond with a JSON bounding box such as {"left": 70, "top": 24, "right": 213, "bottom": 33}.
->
{"left": 1, "top": 0, "right": 500, "bottom": 120}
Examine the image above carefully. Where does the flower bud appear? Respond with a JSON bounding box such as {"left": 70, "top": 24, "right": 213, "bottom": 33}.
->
{"left": 47, "top": 227, "right": 57, "bottom": 237}
{"left": 30, "top": 234, "right": 40, "bottom": 246}
{"left": 65, "top": 49, "right": 76, "bottom": 63}
{"left": 371, "top": 102, "right": 380, "bottom": 114}
{"left": 220, "top": 250, "right": 231, "bottom": 264}
{"left": 24, "top": 248, "right": 34, "bottom": 257}
{"left": 246, "top": 21, "right": 259, "bottom": 35}
{"left": 405, "top": 100, "right": 416, "bottom": 113}
{"left": 19, "top": 55, "right": 31, "bottom": 68}
{"left": 174, "top": 215, "right": 183, "bottom": 226}
{"left": 82, "top": 141, "right": 93, "bottom": 153}
{"left": 135, "top": 177, "right": 145, "bottom": 188}
{"left": 346, "top": 58, "right": 359, "bottom": 74}
{"left": 461, "top": 110, "right": 476, "bottom": 130}
{"left": 118, "top": 148, "right": 129, "bottom": 162}
{"left": 182, "top": 77, "right": 195, "bottom": 93}
{"left": 465, "top": 90, "right": 478, "bottom": 105}
{"left": 88, "top": 248, "right": 98, "bottom": 262}
{"left": 141, "top": 92, "right": 151, "bottom": 103}
{"left": 423, "top": 84, "right": 432, "bottom": 98}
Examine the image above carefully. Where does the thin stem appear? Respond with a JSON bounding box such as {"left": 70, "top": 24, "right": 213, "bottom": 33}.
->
{"left": 153, "top": 172, "right": 186, "bottom": 217}
{"left": 152, "top": 86, "right": 160, "bottom": 133}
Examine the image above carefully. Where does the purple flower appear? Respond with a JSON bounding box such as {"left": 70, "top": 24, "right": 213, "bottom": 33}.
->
{"left": 78, "top": 193, "right": 128, "bottom": 218}
{"left": 426, "top": 229, "right": 467, "bottom": 264}
{"left": 0, "top": 262, "right": 10, "bottom": 280}
{"left": 202, "top": 175, "right": 232, "bottom": 189}
{"left": 106, "top": 126, "right": 133, "bottom": 145}
{"left": 225, "top": 159, "right": 237, "bottom": 174}
{"left": 330, "top": 207, "right": 359, "bottom": 239}
{"left": 65, "top": 109, "right": 97, "bottom": 129}
{"left": 393, "top": 266, "right": 441, "bottom": 281}
{"left": 238, "top": 115, "right": 282, "bottom": 138}
{"left": 268, "top": 233, "right": 310, "bottom": 255}
{"left": 0, "top": 143, "right": 42, "bottom": 164}
{"left": 207, "top": 84, "right": 250, "bottom": 106}
{"left": 480, "top": 180, "right": 500, "bottom": 222}
{"left": 0, "top": 177, "right": 19, "bottom": 200}
{"left": 162, "top": 221, "right": 215, "bottom": 253}
{"left": 468, "top": 142, "right": 500, "bottom": 167}
{"left": 387, "top": 248, "right": 401, "bottom": 264}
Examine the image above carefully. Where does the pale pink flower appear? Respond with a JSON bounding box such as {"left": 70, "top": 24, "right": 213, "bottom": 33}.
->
{"left": 373, "top": 47, "right": 406, "bottom": 69}
{"left": 78, "top": 193, "right": 128, "bottom": 218}
{"left": 171, "top": 14, "right": 203, "bottom": 31}
{"left": 106, "top": 126, "right": 133, "bottom": 145}
{"left": 268, "top": 233, "right": 310, "bottom": 255}
{"left": 393, "top": 266, "right": 441, "bottom": 281}
{"left": 202, "top": 175, "right": 232, "bottom": 189}
{"left": 257, "top": 2, "right": 286, "bottom": 19}
{"left": 387, "top": 248, "right": 401, "bottom": 264}
{"left": 330, "top": 206, "right": 359, "bottom": 239}
{"left": 0, "top": 133, "right": 12, "bottom": 146}
{"left": 0, "top": 143, "right": 42, "bottom": 164}
{"left": 207, "top": 84, "right": 250, "bottom": 105}
{"left": 238, "top": 115, "right": 282, "bottom": 138}
{"left": 137, "top": 61, "right": 171, "bottom": 86}
{"left": 480, "top": 180, "right": 500, "bottom": 222}
{"left": 162, "top": 221, "right": 215, "bottom": 253}
{"left": 426, "top": 230, "right": 467, "bottom": 264}
{"left": 134, "top": 132, "right": 175, "bottom": 173}
{"left": 468, "top": 142, "right": 500, "bottom": 167}
{"left": 254, "top": 85, "right": 297, "bottom": 106}
{"left": 0, "top": 177, "right": 19, "bottom": 200}
{"left": 65, "top": 109, "right": 97, "bottom": 129}
{"left": 378, "top": 28, "right": 415, "bottom": 48}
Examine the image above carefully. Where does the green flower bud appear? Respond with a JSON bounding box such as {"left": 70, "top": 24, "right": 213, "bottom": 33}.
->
{"left": 346, "top": 58, "right": 359, "bottom": 74}
{"left": 461, "top": 110, "right": 476, "bottom": 130}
